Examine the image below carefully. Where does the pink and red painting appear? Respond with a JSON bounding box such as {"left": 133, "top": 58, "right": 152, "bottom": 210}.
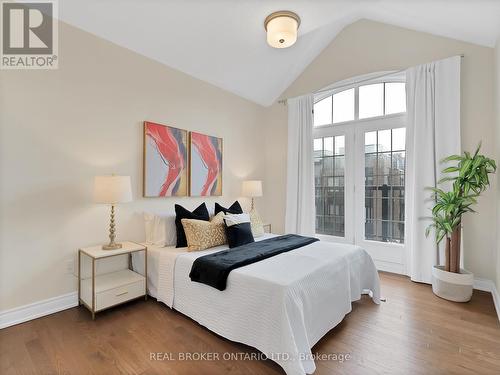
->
{"left": 143, "top": 121, "right": 188, "bottom": 197}
{"left": 190, "top": 132, "right": 223, "bottom": 196}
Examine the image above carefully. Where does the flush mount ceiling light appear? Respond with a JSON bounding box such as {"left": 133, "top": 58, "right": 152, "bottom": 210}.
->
{"left": 264, "top": 11, "right": 301, "bottom": 49}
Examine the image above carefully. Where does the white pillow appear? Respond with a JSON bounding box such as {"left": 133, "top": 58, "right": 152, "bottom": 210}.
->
{"left": 223, "top": 213, "right": 251, "bottom": 227}
{"left": 143, "top": 212, "right": 176, "bottom": 247}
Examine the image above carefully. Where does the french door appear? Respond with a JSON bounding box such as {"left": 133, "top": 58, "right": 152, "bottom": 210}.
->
{"left": 314, "top": 115, "right": 407, "bottom": 273}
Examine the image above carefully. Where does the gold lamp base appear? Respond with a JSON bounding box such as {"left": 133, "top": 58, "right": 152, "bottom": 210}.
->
{"left": 102, "top": 204, "right": 122, "bottom": 250}
{"left": 102, "top": 242, "right": 122, "bottom": 250}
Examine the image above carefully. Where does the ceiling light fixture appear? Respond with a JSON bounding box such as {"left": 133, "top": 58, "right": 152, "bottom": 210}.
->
{"left": 264, "top": 11, "right": 301, "bottom": 49}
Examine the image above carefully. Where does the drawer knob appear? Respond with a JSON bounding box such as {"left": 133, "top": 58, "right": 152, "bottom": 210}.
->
{"left": 116, "top": 291, "right": 129, "bottom": 296}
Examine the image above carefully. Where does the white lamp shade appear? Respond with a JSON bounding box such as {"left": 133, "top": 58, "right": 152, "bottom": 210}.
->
{"left": 94, "top": 176, "right": 132, "bottom": 204}
{"left": 242, "top": 180, "right": 263, "bottom": 197}
{"left": 265, "top": 14, "right": 299, "bottom": 48}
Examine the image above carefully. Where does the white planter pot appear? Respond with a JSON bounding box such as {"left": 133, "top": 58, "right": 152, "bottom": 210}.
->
{"left": 431, "top": 265, "right": 473, "bottom": 302}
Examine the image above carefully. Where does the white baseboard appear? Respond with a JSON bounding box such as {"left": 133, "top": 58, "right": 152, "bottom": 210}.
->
{"left": 0, "top": 292, "right": 78, "bottom": 329}
{"left": 474, "top": 277, "right": 496, "bottom": 292}
{"left": 374, "top": 259, "right": 405, "bottom": 275}
{"left": 492, "top": 286, "right": 500, "bottom": 323}
{"left": 474, "top": 278, "right": 500, "bottom": 323}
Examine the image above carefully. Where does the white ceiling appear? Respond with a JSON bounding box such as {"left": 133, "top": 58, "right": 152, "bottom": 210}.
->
{"left": 60, "top": 0, "right": 500, "bottom": 106}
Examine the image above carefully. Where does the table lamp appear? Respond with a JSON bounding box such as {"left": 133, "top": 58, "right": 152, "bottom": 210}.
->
{"left": 242, "top": 180, "right": 263, "bottom": 210}
{"left": 94, "top": 175, "right": 132, "bottom": 250}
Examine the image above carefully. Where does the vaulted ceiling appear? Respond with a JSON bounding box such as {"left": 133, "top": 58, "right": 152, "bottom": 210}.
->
{"left": 60, "top": 0, "right": 500, "bottom": 106}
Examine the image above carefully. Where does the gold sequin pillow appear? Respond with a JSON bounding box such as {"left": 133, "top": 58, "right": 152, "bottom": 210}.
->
{"left": 181, "top": 212, "right": 227, "bottom": 251}
{"left": 249, "top": 208, "right": 265, "bottom": 237}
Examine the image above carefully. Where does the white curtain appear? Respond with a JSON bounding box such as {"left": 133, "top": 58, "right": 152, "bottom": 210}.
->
{"left": 285, "top": 94, "right": 316, "bottom": 236}
{"left": 405, "top": 56, "right": 461, "bottom": 283}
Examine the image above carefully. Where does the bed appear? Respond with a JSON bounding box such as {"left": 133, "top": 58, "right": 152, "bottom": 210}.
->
{"left": 133, "top": 234, "right": 380, "bottom": 375}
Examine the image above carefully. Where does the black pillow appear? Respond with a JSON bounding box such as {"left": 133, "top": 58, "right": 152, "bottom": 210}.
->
{"left": 175, "top": 203, "right": 210, "bottom": 248}
{"left": 224, "top": 221, "right": 255, "bottom": 248}
{"left": 215, "top": 201, "right": 243, "bottom": 215}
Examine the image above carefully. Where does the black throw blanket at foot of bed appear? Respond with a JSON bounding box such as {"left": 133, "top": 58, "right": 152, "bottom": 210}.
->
{"left": 189, "top": 234, "right": 319, "bottom": 291}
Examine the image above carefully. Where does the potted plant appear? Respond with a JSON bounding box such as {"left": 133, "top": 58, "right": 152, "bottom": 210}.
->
{"left": 426, "top": 144, "right": 496, "bottom": 302}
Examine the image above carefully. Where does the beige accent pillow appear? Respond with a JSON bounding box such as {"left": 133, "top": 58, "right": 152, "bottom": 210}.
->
{"left": 249, "top": 208, "right": 265, "bottom": 237}
{"left": 181, "top": 212, "right": 227, "bottom": 251}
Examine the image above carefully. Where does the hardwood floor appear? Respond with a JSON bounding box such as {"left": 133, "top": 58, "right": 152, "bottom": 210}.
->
{"left": 1, "top": 272, "right": 499, "bottom": 374}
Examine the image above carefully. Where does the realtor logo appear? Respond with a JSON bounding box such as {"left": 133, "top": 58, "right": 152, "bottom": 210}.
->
{"left": 1, "top": 0, "right": 58, "bottom": 69}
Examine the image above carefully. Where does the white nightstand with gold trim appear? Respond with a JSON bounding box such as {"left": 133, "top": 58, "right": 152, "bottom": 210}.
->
{"left": 78, "top": 241, "right": 147, "bottom": 320}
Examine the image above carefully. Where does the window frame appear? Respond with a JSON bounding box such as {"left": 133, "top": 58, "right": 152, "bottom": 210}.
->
{"left": 312, "top": 72, "right": 407, "bottom": 274}
{"left": 314, "top": 125, "right": 355, "bottom": 245}
{"left": 353, "top": 115, "right": 407, "bottom": 273}
{"left": 313, "top": 75, "right": 406, "bottom": 129}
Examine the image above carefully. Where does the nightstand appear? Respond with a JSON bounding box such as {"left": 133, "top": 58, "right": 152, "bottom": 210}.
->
{"left": 263, "top": 223, "right": 272, "bottom": 233}
{"left": 78, "top": 241, "right": 147, "bottom": 320}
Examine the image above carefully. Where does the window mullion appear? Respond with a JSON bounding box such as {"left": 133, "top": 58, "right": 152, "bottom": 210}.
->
{"left": 331, "top": 95, "right": 334, "bottom": 126}
{"left": 354, "top": 87, "right": 359, "bottom": 120}
{"left": 383, "top": 83, "right": 386, "bottom": 115}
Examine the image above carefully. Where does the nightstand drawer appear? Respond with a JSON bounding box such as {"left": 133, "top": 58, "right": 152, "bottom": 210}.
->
{"left": 80, "top": 269, "right": 146, "bottom": 312}
{"left": 96, "top": 278, "right": 145, "bottom": 311}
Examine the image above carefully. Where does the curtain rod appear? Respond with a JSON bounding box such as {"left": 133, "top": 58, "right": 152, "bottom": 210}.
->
{"left": 278, "top": 54, "right": 464, "bottom": 105}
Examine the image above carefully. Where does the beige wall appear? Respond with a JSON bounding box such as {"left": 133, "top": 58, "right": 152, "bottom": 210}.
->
{"left": 264, "top": 19, "right": 498, "bottom": 281}
{"left": 495, "top": 38, "right": 500, "bottom": 291}
{"left": 1, "top": 18, "right": 498, "bottom": 313}
{"left": 0, "top": 22, "right": 267, "bottom": 311}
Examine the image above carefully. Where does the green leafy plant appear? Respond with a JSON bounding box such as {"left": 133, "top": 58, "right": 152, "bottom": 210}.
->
{"left": 425, "top": 144, "right": 496, "bottom": 273}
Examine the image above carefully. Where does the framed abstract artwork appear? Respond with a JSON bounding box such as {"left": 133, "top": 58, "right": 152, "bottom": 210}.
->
{"left": 189, "top": 132, "right": 223, "bottom": 196}
{"left": 143, "top": 121, "right": 188, "bottom": 197}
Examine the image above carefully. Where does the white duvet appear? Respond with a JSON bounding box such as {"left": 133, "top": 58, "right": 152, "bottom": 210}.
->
{"left": 144, "top": 234, "right": 380, "bottom": 375}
